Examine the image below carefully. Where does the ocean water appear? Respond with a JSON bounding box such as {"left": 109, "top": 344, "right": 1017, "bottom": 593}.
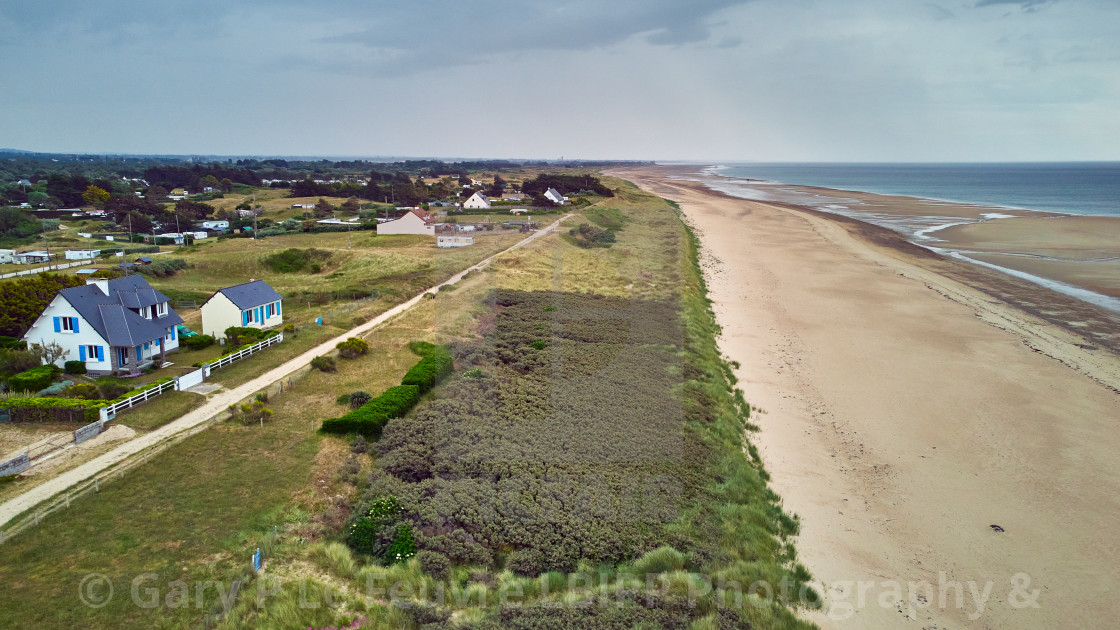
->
{"left": 709, "top": 163, "right": 1120, "bottom": 217}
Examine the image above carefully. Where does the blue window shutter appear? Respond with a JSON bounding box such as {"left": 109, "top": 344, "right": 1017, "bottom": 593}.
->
{"left": 277, "top": 301, "right": 281, "bottom": 315}
{"left": 72, "top": 318, "right": 79, "bottom": 333}
{"left": 97, "top": 346, "right": 103, "bottom": 360}
{"left": 53, "top": 317, "right": 61, "bottom": 332}
{"left": 79, "top": 346, "right": 86, "bottom": 361}
{"left": 242, "top": 311, "right": 248, "bottom": 325}
{"left": 257, "top": 306, "right": 262, "bottom": 322}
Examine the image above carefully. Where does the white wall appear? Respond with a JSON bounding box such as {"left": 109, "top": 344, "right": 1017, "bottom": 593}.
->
{"left": 376, "top": 212, "right": 435, "bottom": 236}
{"left": 201, "top": 292, "right": 283, "bottom": 337}
{"left": 22, "top": 295, "right": 111, "bottom": 369}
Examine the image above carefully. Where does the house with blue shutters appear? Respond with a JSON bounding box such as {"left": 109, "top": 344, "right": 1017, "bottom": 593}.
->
{"left": 21, "top": 276, "right": 183, "bottom": 375}
{"left": 199, "top": 280, "right": 283, "bottom": 338}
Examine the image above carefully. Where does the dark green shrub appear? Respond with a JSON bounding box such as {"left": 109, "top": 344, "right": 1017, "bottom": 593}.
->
{"left": 529, "top": 340, "right": 547, "bottom": 350}
{"left": 320, "top": 385, "right": 419, "bottom": 439}
{"left": 261, "top": 248, "right": 331, "bottom": 273}
{"left": 462, "top": 368, "right": 484, "bottom": 379}
{"left": 336, "top": 337, "right": 369, "bottom": 359}
{"left": 349, "top": 391, "right": 371, "bottom": 408}
{"left": 0, "top": 350, "right": 39, "bottom": 378}
{"left": 64, "top": 360, "right": 87, "bottom": 375}
{"left": 336, "top": 393, "right": 352, "bottom": 405}
{"left": 311, "top": 356, "right": 336, "bottom": 373}
{"left": 0, "top": 336, "right": 27, "bottom": 350}
{"left": 7, "top": 364, "right": 61, "bottom": 393}
{"left": 416, "top": 550, "right": 451, "bottom": 581}
{"left": 506, "top": 548, "right": 545, "bottom": 577}
{"left": 385, "top": 523, "right": 416, "bottom": 564}
{"left": 180, "top": 334, "right": 215, "bottom": 351}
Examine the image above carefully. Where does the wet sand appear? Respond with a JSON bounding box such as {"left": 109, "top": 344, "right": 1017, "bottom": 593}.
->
{"left": 609, "top": 165, "right": 1120, "bottom": 629}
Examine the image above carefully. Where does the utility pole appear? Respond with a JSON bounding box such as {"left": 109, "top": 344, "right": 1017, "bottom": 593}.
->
{"left": 42, "top": 222, "right": 54, "bottom": 271}
{"left": 175, "top": 213, "right": 182, "bottom": 248}
{"left": 348, "top": 222, "right": 352, "bottom": 249}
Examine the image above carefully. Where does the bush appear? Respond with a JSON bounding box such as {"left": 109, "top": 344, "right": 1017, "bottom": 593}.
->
{"left": 506, "top": 548, "right": 546, "bottom": 577}
{"left": 311, "top": 356, "right": 336, "bottom": 373}
{"left": 61, "top": 383, "right": 100, "bottom": 400}
{"left": 261, "top": 248, "right": 331, "bottom": 273}
{"left": 7, "top": 364, "right": 61, "bottom": 393}
{"left": 96, "top": 382, "right": 130, "bottom": 400}
{"left": 462, "top": 368, "right": 484, "bottom": 379}
{"left": 416, "top": 550, "right": 451, "bottom": 581}
{"left": 135, "top": 258, "right": 188, "bottom": 278}
{"left": 350, "top": 435, "right": 368, "bottom": 454}
{"left": 180, "top": 334, "right": 215, "bottom": 351}
{"left": 385, "top": 523, "right": 417, "bottom": 564}
{"left": 223, "top": 326, "right": 275, "bottom": 347}
{"left": 320, "top": 385, "right": 419, "bottom": 439}
{"left": 349, "top": 391, "right": 371, "bottom": 408}
{"left": 336, "top": 393, "right": 352, "bottom": 405}
{"left": 336, "top": 337, "right": 369, "bottom": 360}
{"left": 0, "top": 349, "right": 39, "bottom": 378}
{"left": 0, "top": 336, "right": 27, "bottom": 351}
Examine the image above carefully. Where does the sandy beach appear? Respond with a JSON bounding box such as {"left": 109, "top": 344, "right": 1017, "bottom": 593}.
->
{"left": 610, "top": 166, "right": 1120, "bottom": 629}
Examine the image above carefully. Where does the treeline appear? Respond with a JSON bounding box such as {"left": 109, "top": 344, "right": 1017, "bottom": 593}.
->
{"left": 0, "top": 274, "right": 84, "bottom": 338}
{"left": 142, "top": 165, "right": 259, "bottom": 190}
{"left": 522, "top": 173, "right": 614, "bottom": 197}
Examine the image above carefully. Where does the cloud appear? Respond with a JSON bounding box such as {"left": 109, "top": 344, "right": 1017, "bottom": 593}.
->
{"left": 973, "top": 0, "right": 1057, "bottom": 11}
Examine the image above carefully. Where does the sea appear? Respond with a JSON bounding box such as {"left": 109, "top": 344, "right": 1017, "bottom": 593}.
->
{"left": 690, "top": 162, "right": 1120, "bottom": 312}
{"left": 704, "top": 162, "right": 1120, "bottom": 217}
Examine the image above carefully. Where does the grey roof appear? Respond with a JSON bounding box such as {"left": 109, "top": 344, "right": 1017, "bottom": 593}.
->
{"left": 58, "top": 276, "right": 183, "bottom": 347}
{"left": 213, "top": 280, "right": 282, "bottom": 310}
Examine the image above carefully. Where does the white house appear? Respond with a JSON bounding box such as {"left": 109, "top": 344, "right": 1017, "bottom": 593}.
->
{"left": 157, "top": 233, "right": 185, "bottom": 245}
{"left": 21, "top": 276, "right": 183, "bottom": 375}
{"left": 200, "top": 279, "right": 284, "bottom": 338}
{"left": 0, "top": 249, "right": 15, "bottom": 264}
{"left": 543, "top": 188, "right": 568, "bottom": 205}
{"left": 376, "top": 208, "right": 436, "bottom": 236}
{"left": 200, "top": 220, "right": 229, "bottom": 231}
{"left": 64, "top": 249, "right": 101, "bottom": 260}
{"left": 437, "top": 236, "right": 474, "bottom": 248}
{"left": 462, "top": 191, "right": 491, "bottom": 209}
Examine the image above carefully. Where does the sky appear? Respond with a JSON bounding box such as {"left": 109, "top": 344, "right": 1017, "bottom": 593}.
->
{"left": 0, "top": 0, "right": 1117, "bottom": 161}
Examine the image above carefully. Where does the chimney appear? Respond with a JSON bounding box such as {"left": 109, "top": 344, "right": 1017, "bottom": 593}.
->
{"left": 86, "top": 278, "right": 110, "bottom": 295}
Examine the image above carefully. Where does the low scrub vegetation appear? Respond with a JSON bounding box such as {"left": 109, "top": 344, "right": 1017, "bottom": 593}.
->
{"left": 261, "top": 247, "right": 332, "bottom": 273}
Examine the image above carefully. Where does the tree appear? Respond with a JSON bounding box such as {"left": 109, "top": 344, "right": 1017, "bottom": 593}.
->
{"left": 0, "top": 274, "right": 84, "bottom": 337}
{"left": 341, "top": 196, "right": 360, "bottom": 213}
{"left": 27, "top": 191, "right": 48, "bottom": 208}
{"left": 220, "top": 178, "right": 234, "bottom": 193}
{"left": 315, "top": 198, "right": 335, "bottom": 218}
{"left": 30, "top": 340, "right": 66, "bottom": 366}
{"left": 147, "top": 185, "right": 169, "bottom": 203}
{"left": 198, "top": 175, "right": 221, "bottom": 191}
{"left": 82, "top": 185, "right": 111, "bottom": 208}
{"left": 174, "top": 199, "right": 214, "bottom": 221}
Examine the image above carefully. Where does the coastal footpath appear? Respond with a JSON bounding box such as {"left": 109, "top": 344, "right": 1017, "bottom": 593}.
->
{"left": 611, "top": 166, "right": 1120, "bottom": 630}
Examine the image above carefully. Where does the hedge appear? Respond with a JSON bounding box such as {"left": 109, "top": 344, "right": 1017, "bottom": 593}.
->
{"left": 321, "top": 385, "right": 420, "bottom": 439}
{"left": 0, "top": 377, "right": 177, "bottom": 423}
{"left": 64, "top": 360, "right": 87, "bottom": 375}
{"left": 0, "top": 336, "right": 27, "bottom": 350}
{"left": 1, "top": 397, "right": 103, "bottom": 422}
{"left": 6, "top": 364, "right": 62, "bottom": 393}
{"left": 400, "top": 350, "right": 453, "bottom": 394}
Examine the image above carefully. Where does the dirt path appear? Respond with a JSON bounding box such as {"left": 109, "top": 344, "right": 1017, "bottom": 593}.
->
{"left": 0, "top": 216, "right": 570, "bottom": 529}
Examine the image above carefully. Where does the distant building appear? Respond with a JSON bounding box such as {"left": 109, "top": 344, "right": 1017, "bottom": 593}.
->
{"left": 501, "top": 192, "right": 525, "bottom": 201}
{"left": 64, "top": 249, "right": 101, "bottom": 260}
{"left": 0, "top": 249, "right": 15, "bottom": 264}
{"left": 14, "top": 251, "right": 51, "bottom": 265}
{"left": 200, "top": 279, "right": 284, "bottom": 338}
{"left": 376, "top": 208, "right": 436, "bottom": 236}
{"left": 543, "top": 188, "right": 568, "bottom": 205}
{"left": 463, "top": 191, "right": 491, "bottom": 209}
{"left": 200, "top": 220, "right": 229, "bottom": 231}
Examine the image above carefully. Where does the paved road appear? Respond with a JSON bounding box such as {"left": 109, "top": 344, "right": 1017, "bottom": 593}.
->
{"left": 0, "top": 216, "right": 570, "bottom": 529}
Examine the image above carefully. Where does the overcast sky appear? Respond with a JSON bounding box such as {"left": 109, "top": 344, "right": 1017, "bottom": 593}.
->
{"left": 0, "top": 0, "right": 1117, "bottom": 161}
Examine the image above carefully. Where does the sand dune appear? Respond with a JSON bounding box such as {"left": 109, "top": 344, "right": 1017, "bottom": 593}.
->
{"left": 611, "top": 166, "right": 1120, "bottom": 630}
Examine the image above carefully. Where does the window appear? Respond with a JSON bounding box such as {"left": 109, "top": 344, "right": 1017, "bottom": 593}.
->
{"left": 245, "top": 309, "right": 254, "bottom": 323}
{"left": 59, "top": 316, "right": 77, "bottom": 332}
{"left": 86, "top": 345, "right": 102, "bottom": 362}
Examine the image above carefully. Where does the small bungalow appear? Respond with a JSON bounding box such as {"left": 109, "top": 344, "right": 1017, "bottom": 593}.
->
{"left": 14, "top": 251, "right": 52, "bottom": 265}
{"left": 543, "top": 188, "right": 569, "bottom": 205}
{"left": 64, "top": 249, "right": 102, "bottom": 260}
{"left": 462, "top": 191, "right": 491, "bottom": 210}
{"left": 21, "top": 276, "right": 183, "bottom": 375}
{"left": 200, "top": 279, "right": 284, "bottom": 338}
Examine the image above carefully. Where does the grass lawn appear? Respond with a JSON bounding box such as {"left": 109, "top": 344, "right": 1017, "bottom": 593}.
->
{"left": 111, "top": 391, "right": 205, "bottom": 431}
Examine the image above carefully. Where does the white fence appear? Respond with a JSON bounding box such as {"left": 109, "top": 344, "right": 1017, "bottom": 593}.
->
{"left": 98, "top": 379, "right": 177, "bottom": 422}
{"left": 206, "top": 332, "right": 284, "bottom": 371}
{"left": 175, "top": 367, "right": 206, "bottom": 390}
